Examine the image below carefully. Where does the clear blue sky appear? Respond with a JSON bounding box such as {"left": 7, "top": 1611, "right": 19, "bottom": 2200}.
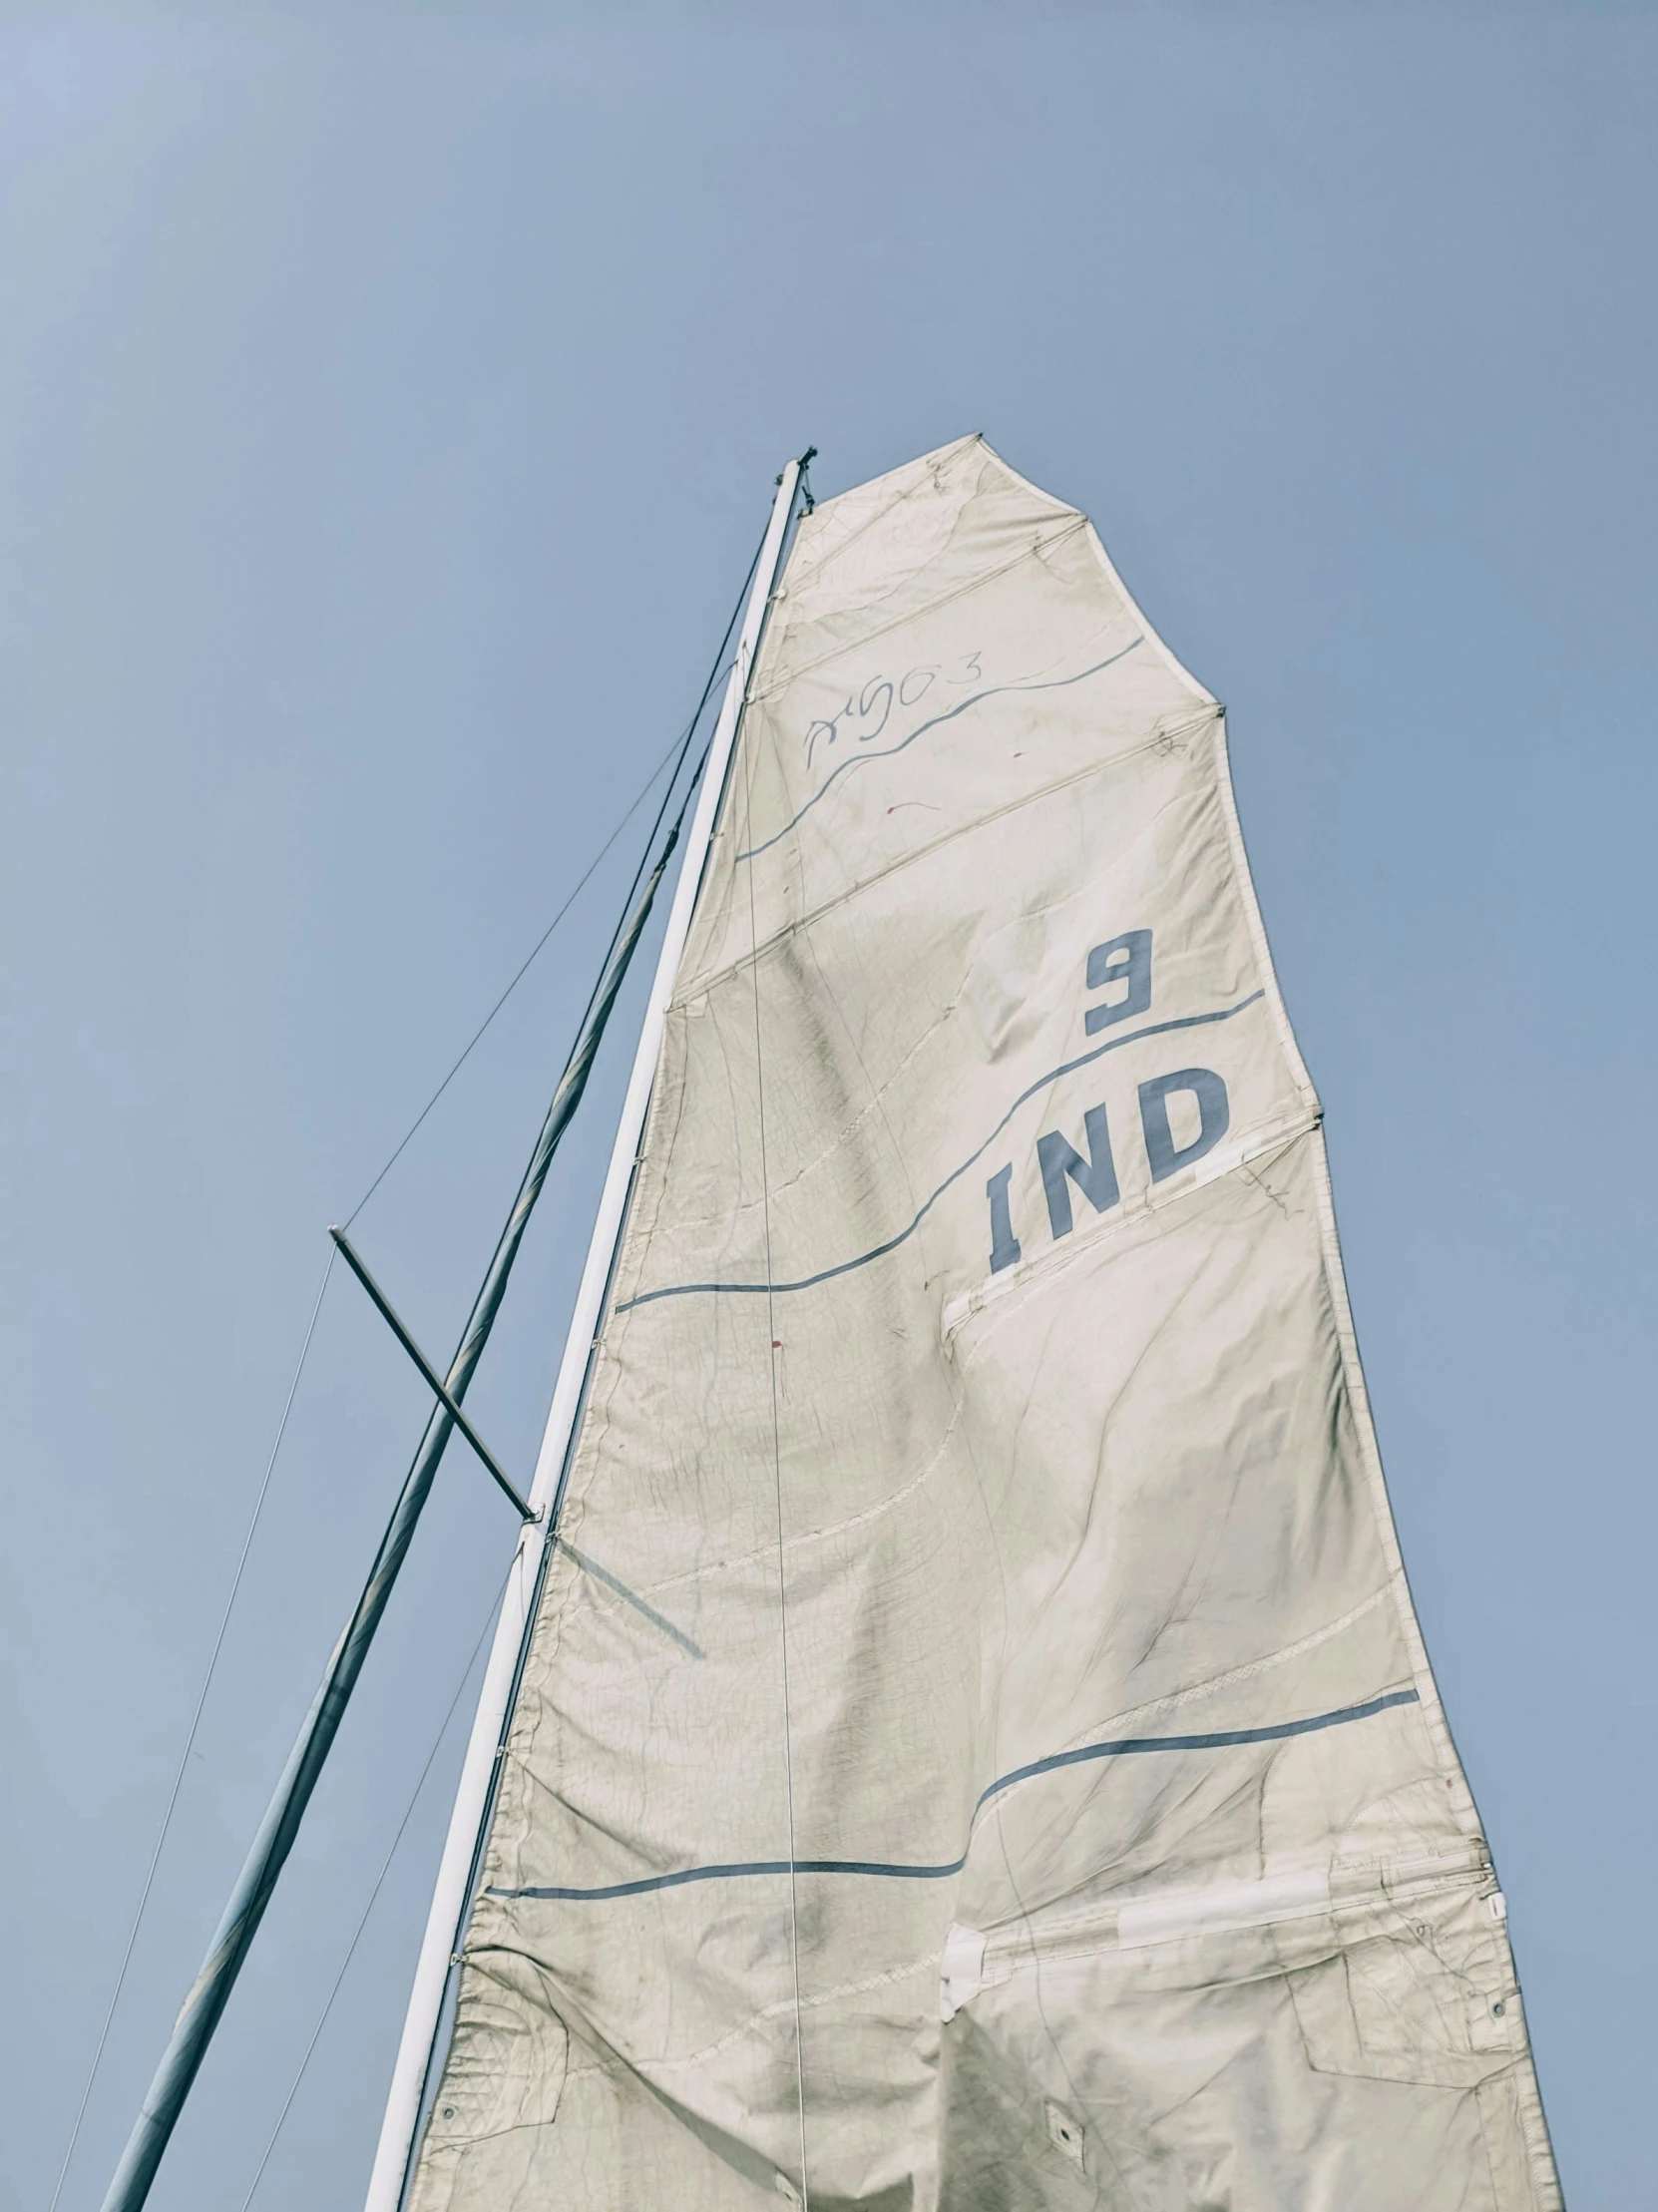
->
{"left": 4, "top": 7, "right": 1653, "bottom": 2207}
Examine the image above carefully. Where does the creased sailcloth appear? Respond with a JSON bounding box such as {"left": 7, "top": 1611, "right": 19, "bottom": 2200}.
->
{"left": 406, "top": 438, "right": 1560, "bottom": 2212}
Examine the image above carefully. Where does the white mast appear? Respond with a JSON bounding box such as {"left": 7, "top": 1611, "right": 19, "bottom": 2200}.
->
{"left": 362, "top": 456, "right": 804, "bottom": 2212}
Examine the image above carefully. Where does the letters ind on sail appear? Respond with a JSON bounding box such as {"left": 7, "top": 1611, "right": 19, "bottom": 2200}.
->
{"left": 405, "top": 438, "right": 1560, "bottom": 2210}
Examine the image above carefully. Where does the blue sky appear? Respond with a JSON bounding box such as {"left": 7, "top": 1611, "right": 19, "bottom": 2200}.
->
{"left": 4, "top": 7, "right": 1654, "bottom": 2207}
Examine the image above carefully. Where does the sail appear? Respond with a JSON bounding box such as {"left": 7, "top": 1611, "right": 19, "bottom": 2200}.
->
{"left": 404, "top": 438, "right": 1560, "bottom": 2211}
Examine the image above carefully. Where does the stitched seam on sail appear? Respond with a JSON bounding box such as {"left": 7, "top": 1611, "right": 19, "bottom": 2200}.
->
{"left": 747, "top": 516, "right": 1091, "bottom": 701}
{"left": 1208, "top": 709, "right": 1320, "bottom": 1116}
{"left": 487, "top": 1693, "right": 1423, "bottom": 1904}
{"left": 681, "top": 656, "right": 1186, "bottom": 999}
{"left": 972, "top": 1689, "right": 1421, "bottom": 1817}
{"left": 784, "top": 438, "right": 977, "bottom": 574}
{"left": 943, "top": 1109, "right": 1320, "bottom": 1339}
{"left": 617, "top": 993, "right": 1268, "bottom": 1309}
{"left": 606, "top": 1021, "right": 697, "bottom": 1304}
{"left": 995, "top": 1856, "right": 1498, "bottom": 1967}
{"left": 1019, "top": 1587, "right": 1395, "bottom": 1754}
{"left": 1302, "top": 1127, "right": 1461, "bottom": 1770}
{"left": 740, "top": 632, "right": 813, "bottom": 2208}
{"left": 625, "top": 1397, "right": 967, "bottom": 1602}
{"left": 554, "top": 1956, "right": 940, "bottom": 2087}
{"left": 512, "top": 1582, "right": 1402, "bottom": 1871}
{"left": 738, "top": 635, "right": 1146, "bottom": 864}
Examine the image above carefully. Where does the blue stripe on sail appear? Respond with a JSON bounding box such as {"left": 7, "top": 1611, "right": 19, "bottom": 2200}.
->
{"left": 735, "top": 639, "right": 1147, "bottom": 864}
{"left": 493, "top": 1856, "right": 969, "bottom": 1905}
{"left": 493, "top": 1688, "right": 1419, "bottom": 1903}
{"left": 616, "top": 991, "right": 1269, "bottom": 1311}
{"left": 974, "top": 1687, "right": 1421, "bottom": 1805}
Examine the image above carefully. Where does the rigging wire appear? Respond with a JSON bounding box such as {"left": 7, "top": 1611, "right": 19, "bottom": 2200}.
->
{"left": 47, "top": 1251, "right": 338, "bottom": 2212}
{"left": 343, "top": 517, "right": 769, "bottom": 1232}
{"left": 236, "top": 1558, "right": 516, "bottom": 2211}
{"left": 550, "top": 697, "right": 712, "bottom": 1085}
{"left": 339, "top": 733, "right": 682, "bottom": 1234}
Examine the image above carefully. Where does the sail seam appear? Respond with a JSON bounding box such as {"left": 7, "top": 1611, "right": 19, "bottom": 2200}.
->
{"left": 740, "top": 632, "right": 813, "bottom": 2209}
{"left": 551, "top": 1956, "right": 941, "bottom": 2089}
{"left": 616, "top": 991, "right": 1267, "bottom": 1309}
{"left": 609, "top": 1386, "right": 968, "bottom": 1603}
{"left": 737, "top": 634, "right": 1144, "bottom": 862}
{"left": 605, "top": 1309, "right": 1378, "bottom": 1622}
{"left": 746, "top": 516, "right": 1090, "bottom": 703}
{"left": 987, "top": 1586, "right": 1396, "bottom": 1758}
{"left": 490, "top": 1689, "right": 1420, "bottom": 1903}
{"left": 777, "top": 437, "right": 985, "bottom": 596}
{"left": 679, "top": 680, "right": 1203, "bottom": 1007}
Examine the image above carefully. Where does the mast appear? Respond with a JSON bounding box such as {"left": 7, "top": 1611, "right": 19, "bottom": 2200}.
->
{"left": 94, "top": 835, "right": 679, "bottom": 2212}
{"left": 362, "top": 454, "right": 805, "bottom": 2212}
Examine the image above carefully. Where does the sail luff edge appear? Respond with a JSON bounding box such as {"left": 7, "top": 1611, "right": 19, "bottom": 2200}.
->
{"left": 361, "top": 454, "right": 808, "bottom": 2212}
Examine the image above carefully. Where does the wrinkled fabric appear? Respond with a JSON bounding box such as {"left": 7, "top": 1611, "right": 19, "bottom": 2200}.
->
{"left": 407, "top": 438, "right": 1560, "bottom": 2212}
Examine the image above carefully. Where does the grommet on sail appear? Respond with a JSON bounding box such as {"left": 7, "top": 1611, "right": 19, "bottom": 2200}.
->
{"left": 386, "top": 438, "right": 1561, "bottom": 2210}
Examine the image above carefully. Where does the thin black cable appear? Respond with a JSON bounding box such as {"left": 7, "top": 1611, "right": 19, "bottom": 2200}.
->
{"left": 564, "top": 501, "right": 773, "bottom": 1029}
{"left": 739, "top": 463, "right": 817, "bottom": 2206}
{"left": 343, "top": 515, "right": 769, "bottom": 1231}
{"left": 388, "top": 467, "right": 815, "bottom": 2204}
{"left": 237, "top": 1558, "right": 517, "bottom": 2210}
{"left": 342, "top": 716, "right": 698, "bottom": 1234}
{"left": 543, "top": 465, "right": 807, "bottom": 1197}
{"left": 342, "top": 745, "right": 683, "bottom": 1230}
{"left": 47, "top": 1253, "right": 337, "bottom": 2212}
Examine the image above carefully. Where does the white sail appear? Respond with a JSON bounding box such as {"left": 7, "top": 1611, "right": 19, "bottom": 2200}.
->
{"left": 403, "top": 438, "right": 1560, "bottom": 2211}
